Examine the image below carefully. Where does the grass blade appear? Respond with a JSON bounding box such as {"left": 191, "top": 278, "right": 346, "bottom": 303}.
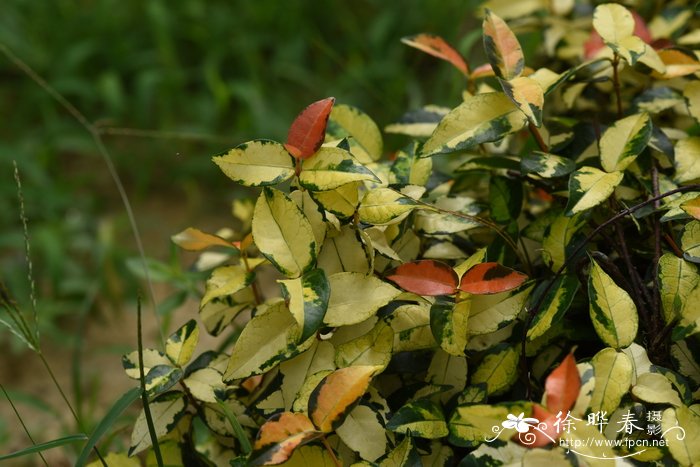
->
{"left": 137, "top": 296, "right": 163, "bottom": 467}
{"left": 216, "top": 398, "right": 252, "bottom": 455}
{"left": 75, "top": 387, "right": 140, "bottom": 467}
{"left": 0, "top": 434, "right": 88, "bottom": 461}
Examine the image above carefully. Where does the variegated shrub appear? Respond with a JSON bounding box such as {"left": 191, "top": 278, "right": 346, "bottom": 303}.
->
{"left": 117, "top": 2, "right": 700, "bottom": 466}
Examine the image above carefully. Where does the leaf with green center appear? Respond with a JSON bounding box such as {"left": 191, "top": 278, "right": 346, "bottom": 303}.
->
{"left": 675, "top": 138, "right": 700, "bottom": 184}
{"left": 541, "top": 213, "right": 586, "bottom": 272}
{"left": 471, "top": 343, "right": 520, "bottom": 396}
{"left": 421, "top": 92, "right": 527, "bottom": 157}
{"left": 380, "top": 436, "right": 422, "bottom": 467}
{"left": 327, "top": 104, "right": 383, "bottom": 162}
{"left": 430, "top": 299, "right": 469, "bottom": 356}
{"left": 499, "top": 76, "right": 544, "bottom": 126}
{"left": 520, "top": 152, "right": 575, "bottom": 178}
{"left": 213, "top": 140, "right": 295, "bottom": 187}
{"left": 201, "top": 265, "right": 254, "bottom": 307}
{"left": 285, "top": 97, "right": 335, "bottom": 159}
{"left": 482, "top": 9, "right": 524, "bottom": 80}
{"left": 459, "top": 262, "right": 527, "bottom": 295}
{"left": 278, "top": 268, "right": 330, "bottom": 342}
{"left": 252, "top": 187, "right": 316, "bottom": 278}
{"left": 489, "top": 176, "right": 523, "bottom": 224}
{"left": 387, "top": 398, "right": 449, "bottom": 439}
{"left": 386, "top": 260, "right": 458, "bottom": 296}
{"left": 335, "top": 404, "right": 387, "bottom": 462}
{"left": 592, "top": 3, "right": 634, "bottom": 47}
{"left": 165, "top": 319, "right": 199, "bottom": 367}
{"left": 310, "top": 181, "right": 360, "bottom": 219}
{"left": 299, "top": 147, "right": 379, "bottom": 191}
{"left": 249, "top": 412, "right": 322, "bottom": 466}
{"left": 588, "top": 258, "right": 638, "bottom": 349}
{"left": 527, "top": 275, "right": 579, "bottom": 341}
{"left": 599, "top": 113, "right": 652, "bottom": 172}
{"left": 323, "top": 272, "right": 401, "bottom": 327}
{"left": 401, "top": 34, "right": 469, "bottom": 76}
{"left": 225, "top": 301, "right": 313, "bottom": 381}
{"left": 358, "top": 188, "right": 422, "bottom": 225}
{"left": 682, "top": 221, "right": 700, "bottom": 264}
{"left": 129, "top": 391, "right": 187, "bottom": 456}
{"left": 171, "top": 227, "right": 238, "bottom": 252}
{"left": 308, "top": 365, "right": 380, "bottom": 432}
{"left": 589, "top": 347, "right": 632, "bottom": 415}
{"left": 658, "top": 253, "right": 699, "bottom": 324}
{"left": 566, "top": 166, "right": 623, "bottom": 215}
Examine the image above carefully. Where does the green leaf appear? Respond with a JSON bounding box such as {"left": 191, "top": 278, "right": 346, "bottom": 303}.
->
{"left": 592, "top": 3, "right": 635, "bottom": 47}
{"left": 674, "top": 137, "right": 700, "bottom": 184}
{"left": 328, "top": 104, "right": 383, "bottom": 162}
{"left": 588, "top": 257, "right": 638, "bottom": 349}
{"left": 213, "top": 139, "right": 295, "bottom": 187}
{"left": 631, "top": 372, "right": 683, "bottom": 407}
{"left": 390, "top": 146, "right": 433, "bottom": 186}
{"left": 489, "top": 176, "right": 522, "bottom": 224}
{"left": 499, "top": 76, "right": 544, "bottom": 126}
{"left": 165, "top": 319, "right": 199, "bottom": 367}
{"left": 225, "top": 301, "right": 312, "bottom": 380}
{"left": 323, "top": 272, "right": 401, "bottom": 327}
{"left": 482, "top": 9, "right": 524, "bottom": 80}
{"left": 520, "top": 152, "right": 575, "bottom": 178}
{"left": 75, "top": 387, "right": 141, "bottom": 466}
{"left": 600, "top": 113, "right": 652, "bottom": 172}
{"left": 682, "top": 220, "right": 700, "bottom": 263}
{"left": 358, "top": 188, "right": 421, "bottom": 225}
{"left": 387, "top": 398, "right": 449, "bottom": 439}
{"left": 299, "top": 147, "right": 379, "bottom": 191}
{"left": 279, "top": 268, "right": 330, "bottom": 342}
{"left": 335, "top": 404, "right": 387, "bottom": 462}
{"left": 129, "top": 391, "right": 188, "bottom": 456}
{"left": 141, "top": 364, "right": 183, "bottom": 397}
{"left": 253, "top": 187, "right": 317, "bottom": 278}
{"left": 199, "top": 296, "right": 251, "bottom": 337}
{"left": 471, "top": 344, "right": 519, "bottom": 396}
{"left": 566, "top": 166, "right": 623, "bottom": 215}
{"left": 527, "top": 275, "right": 579, "bottom": 341}
{"left": 658, "top": 253, "right": 699, "bottom": 324}
{"left": 379, "top": 436, "right": 421, "bottom": 467}
{"left": 0, "top": 434, "right": 87, "bottom": 462}
{"left": 662, "top": 405, "right": 700, "bottom": 465}
{"left": 430, "top": 299, "right": 469, "bottom": 356}
{"left": 335, "top": 321, "right": 393, "bottom": 370}
{"left": 589, "top": 347, "right": 633, "bottom": 415}
{"left": 421, "top": 93, "right": 527, "bottom": 157}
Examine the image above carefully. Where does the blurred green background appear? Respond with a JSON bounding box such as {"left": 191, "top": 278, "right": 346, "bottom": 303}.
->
{"left": 0, "top": 0, "right": 483, "bottom": 458}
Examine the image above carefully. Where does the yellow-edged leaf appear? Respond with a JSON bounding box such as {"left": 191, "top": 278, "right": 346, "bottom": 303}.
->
{"left": 674, "top": 138, "right": 700, "bottom": 184}
{"left": 662, "top": 405, "right": 700, "bottom": 465}
{"left": 129, "top": 392, "right": 187, "bottom": 456}
{"left": 471, "top": 344, "right": 519, "bottom": 396}
{"left": 279, "top": 340, "right": 336, "bottom": 411}
{"left": 386, "top": 398, "right": 449, "bottom": 439}
{"left": 278, "top": 268, "right": 330, "bottom": 342}
{"left": 389, "top": 303, "right": 435, "bottom": 352}
{"left": 589, "top": 347, "right": 632, "bottom": 415}
{"left": 599, "top": 113, "right": 652, "bottom": 173}
{"left": 308, "top": 365, "right": 379, "bottom": 432}
{"left": 500, "top": 76, "right": 544, "bottom": 127}
{"left": 289, "top": 190, "right": 326, "bottom": 255}
{"left": 682, "top": 221, "right": 700, "bottom": 264}
{"left": 658, "top": 253, "right": 699, "bottom": 324}
{"left": 527, "top": 275, "right": 579, "bottom": 341}
{"left": 467, "top": 286, "right": 533, "bottom": 335}
{"left": 323, "top": 272, "right": 401, "bottom": 327}
{"left": 588, "top": 258, "right": 638, "bottom": 349}
{"left": 430, "top": 299, "right": 470, "bottom": 356}
{"left": 201, "top": 265, "right": 253, "bottom": 306}
{"left": 358, "top": 188, "right": 421, "bottom": 225}
{"left": 328, "top": 104, "right": 383, "bottom": 162}
{"left": 253, "top": 187, "right": 316, "bottom": 278}
{"left": 566, "top": 166, "right": 623, "bottom": 215}
{"left": 335, "top": 321, "right": 393, "bottom": 370}
{"left": 165, "top": 319, "right": 199, "bottom": 367}
{"left": 213, "top": 139, "right": 295, "bottom": 186}
{"left": 592, "top": 3, "right": 634, "bottom": 46}
{"left": 631, "top": 373, "right": 682, "bottom": 407}
{"left": 421, "top": 93, "right": 527, "bottom": 157}
{"left": 426, "top": 350, "right": 467, "bottom": 402}
{"left": 483, "top": 9, "right": 524, "bottom": 80}
{"left": 299, "top": 147, "right": 379, "bottom": 191}
{"left": 541, "top": 213, "right": 586, "bottom": 271}
{"left": 310, "top": 182, "right": 360, "bottom": 219}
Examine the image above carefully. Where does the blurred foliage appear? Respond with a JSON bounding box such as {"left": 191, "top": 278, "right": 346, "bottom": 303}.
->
{"left": 0, "top": 0, "right": 482, "bottom": 345}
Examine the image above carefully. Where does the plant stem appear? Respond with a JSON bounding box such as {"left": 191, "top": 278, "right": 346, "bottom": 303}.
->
{"left": 612, "top": 53, "right": 623, "bottom": 118}
{"left": 528, "top": 121, "right": 549, "bottom": 152}
{"left": 321, "top": 436, "right": 342, "bottom": 467}
{"left": 1, "top": 383, "right": 49, "bottom": 467}
{"left": 137, "top": 297, "right": 163, "bottom": 467}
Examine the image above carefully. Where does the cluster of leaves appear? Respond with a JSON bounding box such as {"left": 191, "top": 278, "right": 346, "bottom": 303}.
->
{"left": 116, "top": 1, "right": 700, "bottom": 465}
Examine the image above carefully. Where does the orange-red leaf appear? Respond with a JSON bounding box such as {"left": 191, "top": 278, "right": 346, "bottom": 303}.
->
{"left": 482, "top": 9, "right": 524, "bottom": 80}
{"left": 401, "top": 34, "right": 469, "bottom": 76}
{"left": 285, "top": 97, "right": 335, "bottom": 160}
{"left": 251, "top": 412, "right": 322, "bottom": 466}
{"left": 171, "top": 227, "right": 237, "bottom": 251}
{"left": 308, "top": 365, "right": 378, "bottom": 432}
{"left": 459, "top": 262, "right": 527, "bottom": 294}
{"left": 545, "top": 353, "right": 581, "bottom": 414}
{"left": 386, "top": 260, "right": 459, "bottom": 296}
{"left": 519, "top": 405, "right": 560, "bottom": 448}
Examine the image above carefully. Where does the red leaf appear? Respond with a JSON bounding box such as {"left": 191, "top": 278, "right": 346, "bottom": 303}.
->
{"left": 459, "top": 262, "right": 527, "bottom": 294}
{"left": 285, "top": 97, "right": 335, "bottom": 159}
{"left": 519, "top": 405, "right": 560, "bottom": 447}
{"left": 386, "top": 260, "right": 458, "bottom": 296}
{"left": 401, "top": 34, "right": 469, "bottom": 76}
{"left": 545, "top": 353, "right": 581, "bottom": 414}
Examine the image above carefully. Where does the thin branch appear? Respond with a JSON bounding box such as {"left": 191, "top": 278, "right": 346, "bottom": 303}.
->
{"left": 528, "top": 121, "right": 549, "bottom": 153}
{"left": 0, "top": 383, "right": 48, "bottom": 466}
{"left": 612, "top": 53, "right": 623, "bottom": 118}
